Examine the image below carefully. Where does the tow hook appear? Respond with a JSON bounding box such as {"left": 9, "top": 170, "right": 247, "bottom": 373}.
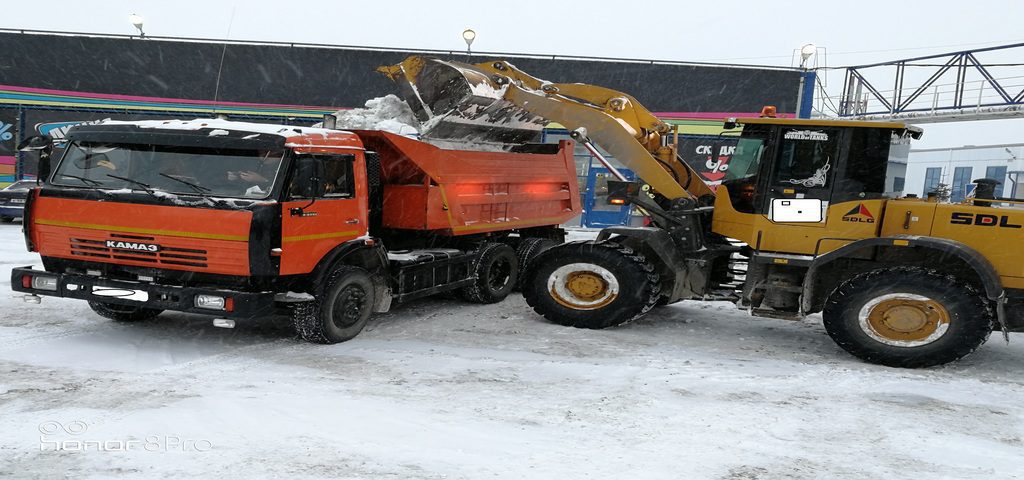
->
{"left": 212, "top": 318, "right": 236, "bottom": 329}
{"left": 21, "top": 294, "right": 41, "bottom": 304}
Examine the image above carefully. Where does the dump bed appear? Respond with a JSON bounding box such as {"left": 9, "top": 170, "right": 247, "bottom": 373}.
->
{"left": 354, "top": 131, "right": 580, "bottom": 235}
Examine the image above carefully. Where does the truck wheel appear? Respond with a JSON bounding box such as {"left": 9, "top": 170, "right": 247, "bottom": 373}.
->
{"left": 88, "top": 301, "right": 163, "bottom": 322}
{"left": 293, "top": 266, "right": 375, "bottom": 344}
{"left": 462, "top": 243, "right": 518, "bottom": 304}
{"left": 514, "top": 237, "right": 558, "bottom": 290}
{"left": 822, "top": 267, "right": 993, "bottom": 368}
{"left": 522, "top": 241, "right": 660, "bottom": 329}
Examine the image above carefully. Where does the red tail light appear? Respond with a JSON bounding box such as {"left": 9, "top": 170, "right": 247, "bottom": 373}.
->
{"left": 21, "top": 275, "right": 32, "bottom": 288}
{"left": 224, "top": 297, "right": 235, "bottom": 312}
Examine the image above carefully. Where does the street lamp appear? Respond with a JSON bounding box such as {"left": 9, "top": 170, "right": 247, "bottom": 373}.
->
{"left": 462, "top": 28, "right": 476, "bottom": 58}
{"left": 799, "top": 43, "right": 816, "bottom": 69}
{"left": 129, "top": 13, "right": 146, "bottom": 38}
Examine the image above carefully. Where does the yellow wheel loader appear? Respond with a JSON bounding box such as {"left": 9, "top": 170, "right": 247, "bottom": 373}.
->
{"left": 382, "top": 56, "right": 1021, "bottom": 368}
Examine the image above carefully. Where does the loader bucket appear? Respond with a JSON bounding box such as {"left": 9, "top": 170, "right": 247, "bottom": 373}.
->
{"left": 378, "top": 57, "right": 547, "bottom": 147}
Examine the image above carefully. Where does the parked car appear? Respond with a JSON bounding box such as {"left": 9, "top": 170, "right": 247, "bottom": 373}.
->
{"left": 0, "top": 180, "right": 36, "bottom": 222}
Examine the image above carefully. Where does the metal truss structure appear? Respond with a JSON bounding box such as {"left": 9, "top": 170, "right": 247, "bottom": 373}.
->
{"left": 835, "top": 43, "right": 1024, "bottom": 123}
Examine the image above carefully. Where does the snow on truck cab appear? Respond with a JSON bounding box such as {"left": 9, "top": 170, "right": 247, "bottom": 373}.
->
{"left": 11, "top": 118, "right": 581, "bottom": 343}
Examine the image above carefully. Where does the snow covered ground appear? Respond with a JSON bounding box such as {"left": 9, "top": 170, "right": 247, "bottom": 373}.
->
{"left": 1, "top": 222, "right": 1023, "bottom": 479}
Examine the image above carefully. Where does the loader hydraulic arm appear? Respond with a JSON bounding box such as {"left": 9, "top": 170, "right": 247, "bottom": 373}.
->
{"left": 378, "top": 56, "right": 715, "bottom": 201}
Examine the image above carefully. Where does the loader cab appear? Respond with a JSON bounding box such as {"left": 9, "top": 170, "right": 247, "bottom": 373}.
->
{"left": 713, "top": 118, "right": 921, "bottom": 255}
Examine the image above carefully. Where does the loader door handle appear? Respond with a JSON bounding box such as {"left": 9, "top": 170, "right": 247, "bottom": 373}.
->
{"left": 345, "top": 218, "right": 360, "bottom": 224}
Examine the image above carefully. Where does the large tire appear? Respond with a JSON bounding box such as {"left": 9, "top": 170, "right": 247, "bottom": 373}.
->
{"left": 293, "top": 266, "right": 375, "bottom": 344}
{"left": 521, "top": 241, "right": 660, "bottom": 329}
{"left": 88, "top": 301, "right": 163, "bottom": 322}
{"left": 822, "top": 267, "right": 993, "bottom": 368}
{"left": 514, "top": 237, "right": 558, "bottom": 290}
{"left": 462, "top": 243, "right": 518, "bottom": 304}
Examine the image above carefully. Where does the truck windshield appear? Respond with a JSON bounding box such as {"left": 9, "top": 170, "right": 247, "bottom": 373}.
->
{"left": 52, "top": 142, "right": 286, "bottom": 199}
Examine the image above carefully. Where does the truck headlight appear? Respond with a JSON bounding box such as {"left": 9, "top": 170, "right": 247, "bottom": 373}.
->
{"left": 30, "top": 276, "right": 58, "bottom": 291}
{"left": 194, "top": 295, "right": 226, "bottom": 310}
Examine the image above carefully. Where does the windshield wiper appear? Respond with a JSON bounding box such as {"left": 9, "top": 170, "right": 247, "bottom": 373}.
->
{"left": 59, "top": 174, "right": 103, "bottom": 186}
{"left": 57, "top": 174, "right": 114, "bottom": 198}
{"left": 159, "top": 173, "right": 212, "bottom": 196}
{"left": 105, "top": 174, "right": 163, "bottom": 201}
{"left": 157, "top": 173, "right": 232, "bottom": 207}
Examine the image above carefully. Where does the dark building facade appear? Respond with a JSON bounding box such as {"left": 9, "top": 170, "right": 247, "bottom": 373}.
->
{"left": 0, "top": 30, "right": 807, "bottom": 182}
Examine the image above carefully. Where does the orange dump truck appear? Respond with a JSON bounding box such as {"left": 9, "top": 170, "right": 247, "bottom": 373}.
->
{"left": 11, "top": 119, "right": 579, "bottom": 343}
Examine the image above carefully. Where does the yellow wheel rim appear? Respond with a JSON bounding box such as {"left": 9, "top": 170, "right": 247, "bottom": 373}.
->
{"left": 565, "top": 272, "right": 608, "bottom": 301}
{"left": 547, "top": 263, "right": 619, "bottom": 310}
{"left": 858, "top": 294, "right": 951, "bottom": 347}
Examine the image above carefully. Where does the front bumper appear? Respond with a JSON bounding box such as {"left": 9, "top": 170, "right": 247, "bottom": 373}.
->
{"left": 0, "top": 205, "right": 24, "bottom": 218}
{"left": 11, "top": 266, "right": 277, "bottom": 318}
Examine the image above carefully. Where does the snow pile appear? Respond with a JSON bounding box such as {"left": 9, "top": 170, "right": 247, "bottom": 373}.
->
{"left": 324, "top": 94, "right": 420, "bottom": 136}
{"left": 103, "top": 118, "right": 320, "bottom": 138}
{"left": 322, "top": 94, "right": 529, "bottom": 151}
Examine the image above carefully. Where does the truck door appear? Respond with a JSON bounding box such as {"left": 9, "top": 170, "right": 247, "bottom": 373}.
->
{"left": 280, "top": 153, "right": 367, "bottom": 275}
{"left": 762, "top": 126, "right": 842, "bottom": 227}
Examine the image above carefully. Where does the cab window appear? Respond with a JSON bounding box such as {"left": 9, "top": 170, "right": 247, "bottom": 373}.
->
{"left": 288, "top": 154, "right": 355, "bottom": 199}
{"left": 724, "top": 137, "right": 766, "bottom": 182}
{"left": 721, "top": 136, "right": 766, "bottom": 213}
{"left": 832, "top": 128, "right": 893, "bottom": 203}
{"left": 771, "top": 128, "right": 840, "bottom": 189}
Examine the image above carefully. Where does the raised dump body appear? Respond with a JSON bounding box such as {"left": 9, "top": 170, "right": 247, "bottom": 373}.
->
{"left": 354, "top": 131, "right": 580, "bottom": 235}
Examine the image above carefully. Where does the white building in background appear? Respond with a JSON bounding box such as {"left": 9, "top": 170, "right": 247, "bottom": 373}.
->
{"left": 905, "top": 143, "right": 1024, "bottom": 202}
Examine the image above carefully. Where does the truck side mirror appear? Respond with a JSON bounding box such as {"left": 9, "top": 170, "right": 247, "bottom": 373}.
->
{"left": 294, "top": 156, "right": 326, "bottom": 198}
{"left": 18, "top": 135, "right": 52, "bottom": 152}
{"left": 17, "top": 135, "right": 53, "bottom": 183}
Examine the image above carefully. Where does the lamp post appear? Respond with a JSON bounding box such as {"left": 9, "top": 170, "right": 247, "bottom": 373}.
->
{"left": 129, "top": 13, "right": 146, "bottom": 38}
{"left": 795, "top": 43, "right": 816, "bottom": 119}
{"left": 462, "top": 28, "right": 476, "bottom": 60}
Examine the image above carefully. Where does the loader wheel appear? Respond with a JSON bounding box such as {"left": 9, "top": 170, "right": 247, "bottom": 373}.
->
{"left": 293, "top": 266, "right": 374, "bottom": 344}
{"left": 514, "top": 237, "right": 558, "bottom": 290}
{"left": 522, "top": 241, "right": 660, "bottom": 329}
{"left": 822, "top": 267, "right": 993, "bottom": 368}
{"left": 88, "top": 301, "right": 163, "bottom": 322}
{"left": 462, "top": 243, "right": 518, "bottom": 304}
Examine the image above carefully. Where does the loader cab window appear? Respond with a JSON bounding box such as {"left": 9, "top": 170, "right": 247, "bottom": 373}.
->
{"left": 831, "top": 128, "right": 893, "bottom": 203}
{"left": 721, "top": 136, "right": 767, "bottom": 213}
{"left": 771, "top": 128, "right": 840, "bottom": 190}
{"left": 288, "top": 154, "right": 356, "bottom": 199}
